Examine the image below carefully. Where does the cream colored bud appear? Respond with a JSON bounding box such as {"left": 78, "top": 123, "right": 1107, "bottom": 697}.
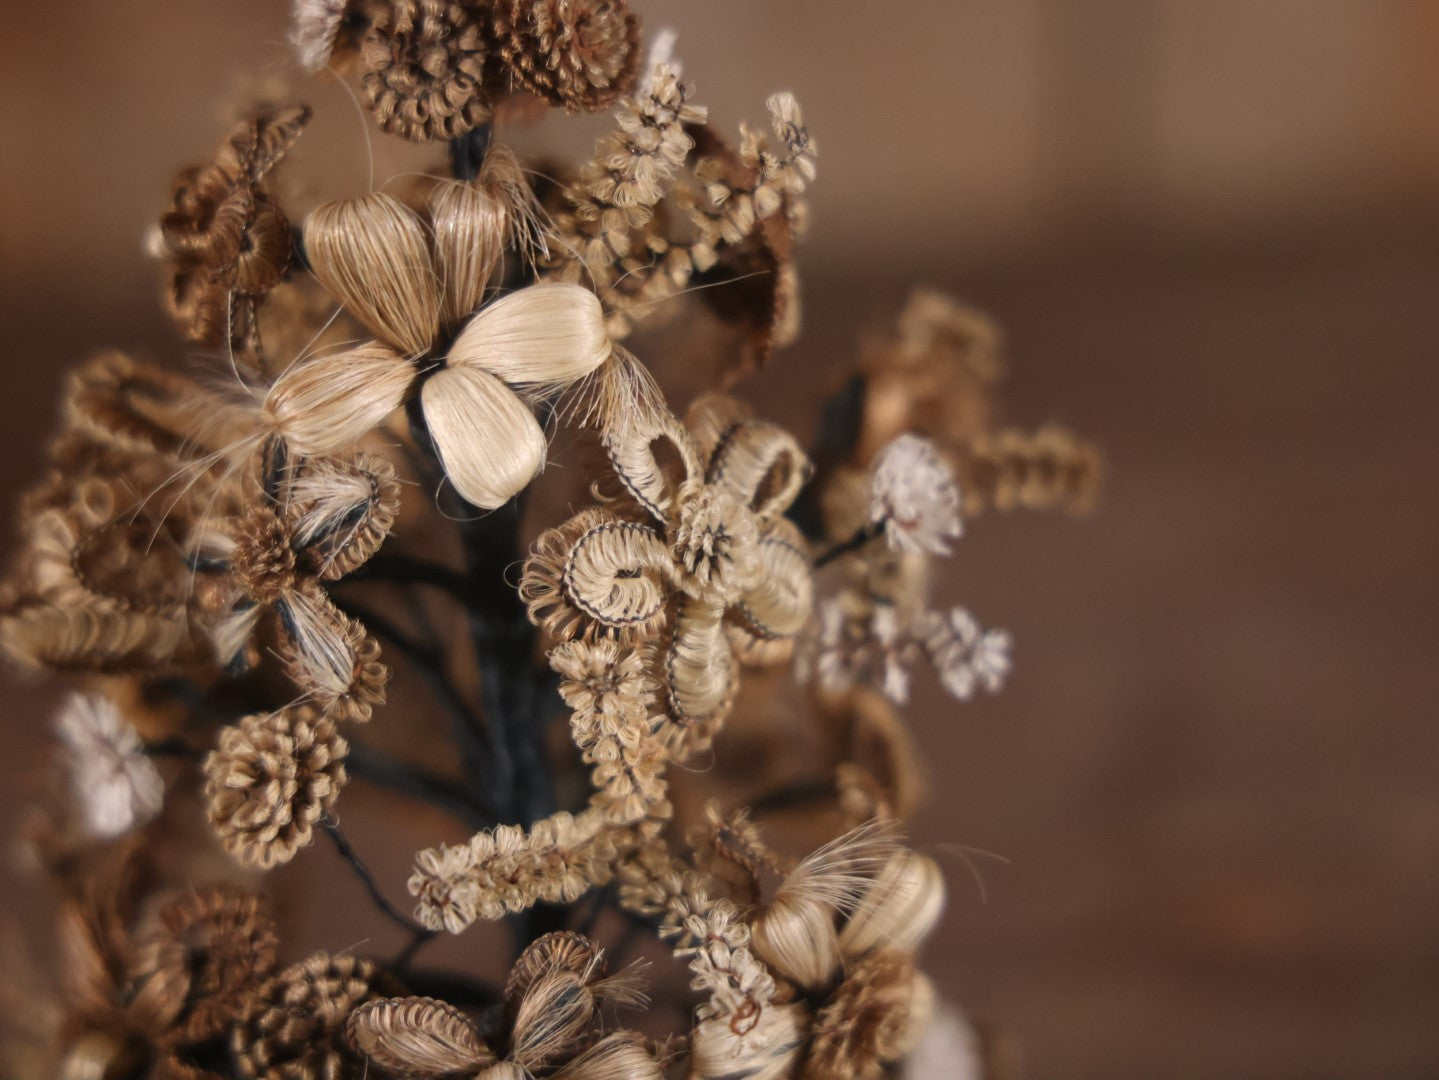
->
{"left": 840, "top": 850, "right": 946, "bottom": 959}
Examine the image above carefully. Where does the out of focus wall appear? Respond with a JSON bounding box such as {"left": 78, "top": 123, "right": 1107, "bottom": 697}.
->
{"left": 4, "top": 2, "right": 1438, "bottom": 291}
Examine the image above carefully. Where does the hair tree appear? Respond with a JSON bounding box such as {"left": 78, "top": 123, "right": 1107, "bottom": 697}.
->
{"left": 0, "top": 3, "right": 1099, "bottom": 1078}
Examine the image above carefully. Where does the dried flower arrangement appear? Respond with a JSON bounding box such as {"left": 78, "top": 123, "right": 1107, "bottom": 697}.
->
{"left": 0, "top": 2, "right": 1101, "bottom": 1078}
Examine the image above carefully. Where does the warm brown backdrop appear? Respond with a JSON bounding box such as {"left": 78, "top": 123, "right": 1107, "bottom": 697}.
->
{"left": 3, "top": 2, "right": 1439, "bottom": 1077}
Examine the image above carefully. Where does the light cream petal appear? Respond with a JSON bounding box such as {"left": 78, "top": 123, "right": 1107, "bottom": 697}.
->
{"left": 305, "top": 193, "right": 442, "bottom": 356}
{"left": 706, "top": 419, "right": 811, "bottom": 521}
{"left": 430, "top": 180, "right": 505, "bottom": 327}
{"left": 448, "top": 282, "right": 610, "bottom": 389}
{"left": 421, "top": 365, "right": 546, "bottom": 509}
{"left": 265, "top": 343, "right": 413, "bottom": 455}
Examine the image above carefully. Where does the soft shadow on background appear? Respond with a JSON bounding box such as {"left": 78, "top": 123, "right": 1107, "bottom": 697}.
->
{"left": 3, "top": 2, "right": 1438, "bottom": 1076}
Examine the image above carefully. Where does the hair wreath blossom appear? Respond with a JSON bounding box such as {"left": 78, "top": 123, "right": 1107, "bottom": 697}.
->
{"left": 869, "top": 432, "right": 963, "bottom": 555}
{"left": 522, "top": 393, "right": 815, "bottom": 741}
{"left": 261, "top": 151, "right": 613, "bottom": 509}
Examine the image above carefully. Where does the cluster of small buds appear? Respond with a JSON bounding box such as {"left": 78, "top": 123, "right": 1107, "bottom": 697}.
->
{"left": 807, "top": 596, "right": 1011, "bottom": 706}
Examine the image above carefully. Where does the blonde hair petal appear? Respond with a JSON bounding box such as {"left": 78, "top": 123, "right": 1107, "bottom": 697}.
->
{"left": 421, "top": 365, "right": 547, "bottom": 509}
{"left": 449, "top": 282, "right": 611, "bottom": 391}
{"left": 265, "top": 343, "right": 413, "bottom": 456}
{"left": 304, "top": 192, "right": 442, "bottom": 356}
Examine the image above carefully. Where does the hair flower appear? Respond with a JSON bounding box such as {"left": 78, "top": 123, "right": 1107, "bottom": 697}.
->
{"left": 263, "top": 150, "right": 612, "bottom": 509}
{"left": 522, "top": 393, "right": 814, "bottom": 748}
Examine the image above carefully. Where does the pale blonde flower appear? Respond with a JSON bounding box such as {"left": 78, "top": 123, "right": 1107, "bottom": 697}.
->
{"left": 869, "top": 434, "right": 962, "bottom": 555}
{"left": 53, "top": 692, "right": 163, "bottom": 839}
{"left": 289, "top": 0, "right": 348, "bottom": 72}
{"left": 917, "top": 607, "right": 1012, "bottom": 700}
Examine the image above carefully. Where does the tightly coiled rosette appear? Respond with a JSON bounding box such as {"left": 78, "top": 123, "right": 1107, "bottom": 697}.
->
{"left": 361, "top": 0, "right": 492, "bottom": 142}
{"left": 521, "top": 393, "right": 814, "bottom": 751}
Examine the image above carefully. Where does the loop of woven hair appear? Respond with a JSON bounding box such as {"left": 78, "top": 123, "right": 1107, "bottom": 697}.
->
{"left": 504, "top": 931, "right": 607, "bottom": 1011}
{"left": 704, "top": 418, "right": 811, "bottom": 522}
{"left": 521, "top": 508, "right": 672, "bottom": 643}
{"left": 839, "top": 849, "right": 946, "bottom": 960}
{"left": 362, "top": 0, "right": 491, "bottom": 142}
{"left": 346, "top": 995, "right": 495, "bottom": 1075}
{"left": 688, "top": 1000, "right": 809, "bottom": 1080}
{"left": 600, "top": 401, "right": 703, "bottom": 524}
{"left": 286, "top": 452, "right": 401, "bottom": 581}
{"left": 564, "top": 515, "right": 673, "bottom": 633}
{"left": 274, "top": 580, "right": 373, "bottom": 704}
{"left": 662, "top": 594, "right": 733, "bottom": 725}
{"left": 728, "top": 517, "right": 813, "bottom": 665}
{"left": 279, "top": 605, "right": 389, "bottom": 723}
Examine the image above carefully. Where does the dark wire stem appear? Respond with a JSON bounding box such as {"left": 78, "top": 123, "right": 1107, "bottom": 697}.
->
{"left": 322, "top": 818, "right": 437, "bottom": 941}
{"left": 574, "top": 881, "right": 616, "bottom": 937}
{"left": 459, "top": 492, "right": 555, "bottom": 828}
{"left": 392, "top": 928, "right": 434, "bottom": 974}
{"left": 448, "top": 123, "right": 492, "bottom": 182}
{"left": 346, "top": 741, "right": 493, "bottom": 830}
{"left": 345, "top": 551, "right": 471, "bottom": 596}
{"left": 143, "top": 736, "right": 199, "bottom": 760}
{"left": 330, "top": 593, "right": 495, "bottom": 814}
{"left": 814, "top": 520, "right": 883, "bottom": 568}
{"left": 747, "top": 778, "right": 839, "bottom": 817}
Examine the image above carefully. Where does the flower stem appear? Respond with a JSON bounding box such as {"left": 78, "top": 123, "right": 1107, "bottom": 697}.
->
{"left": 814, "top": 520, "right": 883, "bottom": 568}
{"left": 322, "top": 817, "right": 436, "bottom": 940}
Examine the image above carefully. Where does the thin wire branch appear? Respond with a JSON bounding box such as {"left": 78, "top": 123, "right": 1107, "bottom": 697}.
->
{"left": 346, "top": 741, "right": 493, "bottom": 829}
{"left": 747, "top": 778, "right": 838, "bottom": 817}
{"left": 814, "top": 520, "right": 883, "bottom": 568}
{"left": 322, "top": 818, "right": 437, "bottom": 940}
{"left": 343, "top": 551, "right": 471, "bottom": 595}
{"left": 330, "top": 594, "right": 495, "bottom": 805}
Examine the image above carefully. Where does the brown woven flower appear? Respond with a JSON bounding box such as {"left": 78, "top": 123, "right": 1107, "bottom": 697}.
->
{"left": 803, "top": 949, "right": 928, "bottom": 1080}
{"left": 233, "top": 952, "right": 402, "bottom": 1079}
{"left": 362, "top": 0, "right": 491, "bottom": 142}
{"left": 203, "top": 708, "right": 349, "bottom": 869}
{"left": 492, "top": 0, "right": 640, "bottom": 112}
{"left": 230, "top": 505, "right": 297, "bottom": 607}
{"left": 158, "top": 106, "right": 308, "bottom": 362}
{"left": 132, "top": 886, "right": 281, "bottom": 1044}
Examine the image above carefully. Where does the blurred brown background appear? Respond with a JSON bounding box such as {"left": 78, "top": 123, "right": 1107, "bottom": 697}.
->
{"left": 4, "top": 2, "right": 1439, "bottom": 1076}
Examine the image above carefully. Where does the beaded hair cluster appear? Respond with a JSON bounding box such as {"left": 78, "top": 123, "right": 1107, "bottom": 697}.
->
{"left": 1, "top": 2, "right": 1100, "bottom": 1078}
